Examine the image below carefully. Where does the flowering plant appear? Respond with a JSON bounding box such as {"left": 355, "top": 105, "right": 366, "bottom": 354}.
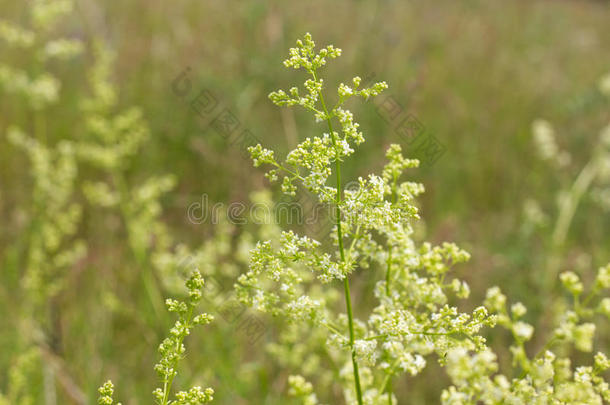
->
{"left": 238, "top": 33, "right": 496, "bottom": 404}
{"left": 98, "top": 271, "right": 215, "bottom": 405}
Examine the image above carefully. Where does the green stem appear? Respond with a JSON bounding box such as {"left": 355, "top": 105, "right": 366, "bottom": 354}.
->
{"left": 385, "top": 249, "right": 393, "bottom": 296}
{"left": 385, "top": 175, "right": 397, "bottom": 296}
{"left": 385, "top": 176, "right": 397, "bottom": 403}
{"left": 545, "top": 158, "right": 598, "bottom": 290}
{"left": 161, "top": 307, "right": 193, "bottom": 405}
{"left": 519, "top": 335, "right": 561, "bottom": 379}
{"left": 379, "top": 359, "right": 401, "bottom": 394}
{"left": 316, "top": 71, "right": 364, "bottom": 405}
{"left": 581, "top": 285, "right": 601, "bottom": 309}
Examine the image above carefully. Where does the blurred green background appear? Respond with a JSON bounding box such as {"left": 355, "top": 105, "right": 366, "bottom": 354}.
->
{"left": 1, "top": 0, "right": 609, "bottom": 404}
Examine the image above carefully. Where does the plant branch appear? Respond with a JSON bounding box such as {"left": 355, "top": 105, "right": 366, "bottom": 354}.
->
{"left": 314, "top": 69, "right": 364, "bottom": 405}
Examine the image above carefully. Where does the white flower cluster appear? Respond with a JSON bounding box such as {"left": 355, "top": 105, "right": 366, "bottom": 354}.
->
{"left": 250, "top": 33, "right": 389, "bottom": 209}
{"left": 237, "top": 229, "right": 350, "bottom": 327}
{"left": 531, "top": 119, "right": 571, "bottom": 168}
{"left": 443, "top": 267, "right": 610, "bottom": 404}
{"left": 443, "top": 346, "right": 609, "bottom": 404}
{"left": 241, "top": 34, "right": 498, "bottom": 405}
{"left": 288, "top": 375, "right": 321, "bottom": 405}
{"left": 282, "top": 32, "right": 342, "bottom": 71}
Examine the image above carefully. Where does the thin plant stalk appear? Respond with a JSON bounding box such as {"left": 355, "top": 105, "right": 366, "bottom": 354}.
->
{"left": 545, "top": 157, "right": 599, "bottom": 290}
{"left": 316, "top": 73, "right": 364, "bottom": 405}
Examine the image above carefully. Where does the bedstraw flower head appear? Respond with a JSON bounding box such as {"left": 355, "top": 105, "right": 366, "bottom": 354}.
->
{"left": 97, "top": 381, "right": 120, "bottom": 405}
{"left": 241, "top": 34, "right": 494, "bottom": 404}
{"left": 100, "top": 271, "right": 214, "bottom": 405}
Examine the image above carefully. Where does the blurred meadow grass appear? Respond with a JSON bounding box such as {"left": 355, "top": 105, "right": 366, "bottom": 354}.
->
{"left": 1, "top": 0, "right": 609, "bottom": 404}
